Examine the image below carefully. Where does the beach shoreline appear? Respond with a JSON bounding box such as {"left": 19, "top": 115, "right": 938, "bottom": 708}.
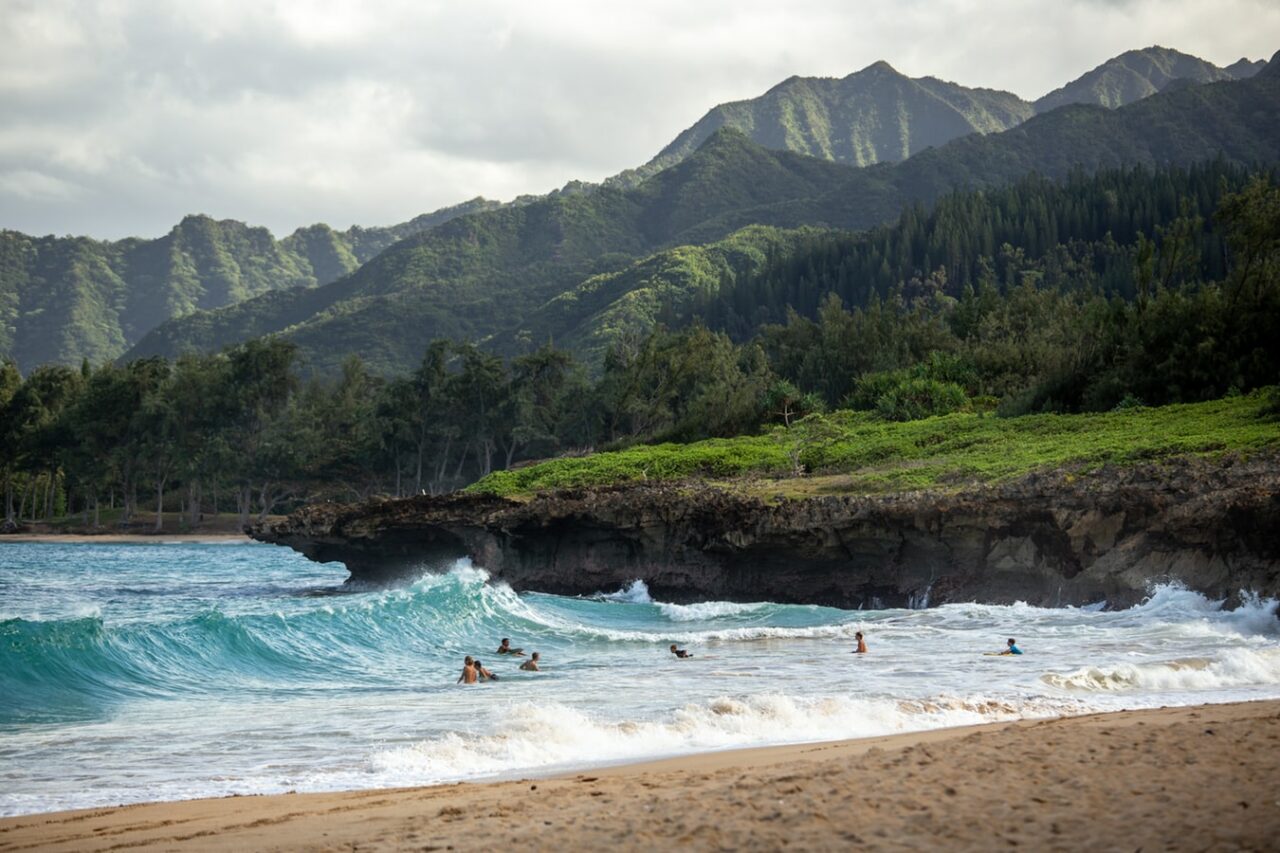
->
{"left": 3, "top": 699, "right": 1277, "bottom": 851}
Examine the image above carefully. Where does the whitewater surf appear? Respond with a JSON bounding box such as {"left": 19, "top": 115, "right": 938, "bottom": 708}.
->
{"left": 2, "top": 542, "right": 1278, "bottom": 817}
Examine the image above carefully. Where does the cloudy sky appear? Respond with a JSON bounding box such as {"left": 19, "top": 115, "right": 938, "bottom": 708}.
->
{"left": 1, "top": 0, "right": 1277, "bottom": 239}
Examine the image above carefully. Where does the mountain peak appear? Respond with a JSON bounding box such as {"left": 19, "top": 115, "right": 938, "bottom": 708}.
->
{"left": 1224, "top": 57, "right": 1265, "bottom": 79}
{"left": 1034, "top": 46, "right": 1234, "bottom": 112}
{"left": 853, "top": 59, "right": 901, "bottom": 77}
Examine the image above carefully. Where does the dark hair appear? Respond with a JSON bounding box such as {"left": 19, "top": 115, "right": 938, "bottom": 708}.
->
{"left": 502, "top": 638, "right": 510, "bottom": 644}
{"left": 474, "top": 659, "right": 483, "bottom": 668}
{"left": 856, "top": 631, "right": 863, "bottom": 638}
{"left": 531, "top": 652, "right": 539, "bottom": 659}
{"left": 1007, "top": 638, "right": 1016, "bottom": 644}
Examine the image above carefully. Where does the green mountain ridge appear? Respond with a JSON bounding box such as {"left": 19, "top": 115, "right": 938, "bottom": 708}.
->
{"left": 0, "top": 198, "right": 499, "bottom": 369}
{"left": 1032, "top": 45, "right": 1243, "bottom": 112}
{"left": 607, "top": 61, "right": 1034, "bottom": 188}
{"left": 126, "top": 133, "right": 855, "bottom": 374}
{"left": 604, "top": 47, "right": 1262, "bottom": 192}
{"left": 6, "top": 46, "right": 1275, "bottom": 372}
{"left": 125, "top": 71, "right": 1280, "bottom": 375}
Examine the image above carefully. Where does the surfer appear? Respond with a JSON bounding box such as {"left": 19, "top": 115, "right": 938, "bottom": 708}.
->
{"left": 520, "top": 652, "right": 541, "bottom": 671}
{"left": 1000, "top": 638, "right": 1023, "bottom": 656}
{"left": 669, "top": 644, "right": 694, "bottom": 659}
{"left": 474, "top": 658, "right": 499, "bottom": 681}
{"left": 496, "top": 638, "right": 526, "bottom": 656}
{"left": 853, "top": 631, "right": 868, "bottom": 654}
{"left": 457, "top": 656, "right": 478, "bottom": 684}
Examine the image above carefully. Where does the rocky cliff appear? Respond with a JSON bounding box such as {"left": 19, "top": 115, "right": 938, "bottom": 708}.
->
{"left": 251, "top": 453, "right": 1280, "bottom": 609}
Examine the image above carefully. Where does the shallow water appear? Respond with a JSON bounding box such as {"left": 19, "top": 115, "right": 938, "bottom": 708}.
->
{"left": 2, "top": 542, "right": 1278, "bottom": 816}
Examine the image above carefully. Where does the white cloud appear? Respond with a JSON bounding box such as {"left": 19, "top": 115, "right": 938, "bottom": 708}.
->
{"left": 0, "top": 0, "right": 1276, "bottom": 238}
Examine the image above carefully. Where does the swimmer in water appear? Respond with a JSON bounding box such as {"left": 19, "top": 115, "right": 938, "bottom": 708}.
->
{"left": 520, "top": 652, "right": 541, "bottom": 671}
{"left": 1000, "top": 638, "right": 1023, "bottom": 656}
{"left": 474, "top": 658, "right": 499, "bottom": 681}
{"left": 669, "top": 644, "right": 694, "bottom": 659}
{"left": 853, "top": 631, "right": 868, "bottom": 653}
{"left": 457, "top": 656, "right": 477, "bottom": 684}
{"left": 496, "top": 638, "right": 525, "bottom": 656}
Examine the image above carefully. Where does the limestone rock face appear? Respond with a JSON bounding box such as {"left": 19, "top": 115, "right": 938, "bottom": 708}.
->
{"left": 252, "top": 454, "right": 1280, "bottom": 609}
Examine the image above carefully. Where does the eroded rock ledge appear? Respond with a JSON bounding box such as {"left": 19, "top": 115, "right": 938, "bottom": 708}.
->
{"left": 251, "top": 453, "right": 1280, "bottom": 608}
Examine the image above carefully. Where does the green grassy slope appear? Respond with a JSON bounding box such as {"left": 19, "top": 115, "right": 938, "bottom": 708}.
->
{"left": 469, "top": 393, "right": 1280, "bottom": 498}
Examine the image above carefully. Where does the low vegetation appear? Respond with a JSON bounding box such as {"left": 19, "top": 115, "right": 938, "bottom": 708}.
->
{"left": 469, "top": 392, "right": 1280, "bottom": 498}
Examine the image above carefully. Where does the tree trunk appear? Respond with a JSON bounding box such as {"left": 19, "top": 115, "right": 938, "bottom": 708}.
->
{"left": 93, "top": 494, "right": 100, "bottom": 529}
{"left": 414, "top": 442, "right": 424, "bottom": 494}
{"left": 18, "top": 478, "right": 32, "bottom": 523}
{"left": 44, "top": 470, "right": 55, "bottom": 521}
{"left": 453, "top": 442, "right": 469, "bottom": 482}
{"left": 188, "top": 479, "right": 202, "bottom": 528}
{"left": 237, "top": 484, "right": 251, "bottom": 529}
{"left": 4, "top": 471, "right": 13, "bottom": 525}
{"left": 154, "top": 476, "right": 167, "bottom": 532}
{"left": 394, "top": 452, "right": 402, "bottom": 498}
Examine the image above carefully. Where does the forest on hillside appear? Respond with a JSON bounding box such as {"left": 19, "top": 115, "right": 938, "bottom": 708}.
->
{"left": 1, "top": 165, "right": 1276, "bottom": 529}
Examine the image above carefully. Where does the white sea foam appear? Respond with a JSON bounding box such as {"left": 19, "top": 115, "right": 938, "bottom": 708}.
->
{"left": 1042, "top": 647, "right": 1280, "bottom": 692}
{"left": 369, "top": 693, "right": 1081, "bottom": 784}
{"left": 656, "top": 600, "right": 773, "bottom": 621}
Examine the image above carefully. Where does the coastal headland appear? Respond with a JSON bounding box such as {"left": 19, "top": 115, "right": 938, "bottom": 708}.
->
{"left": 3, "top": 700, "right": 1277, "bottom": 852}
{"left": 253, "top": 451, "right": 1280, "bottom": 609}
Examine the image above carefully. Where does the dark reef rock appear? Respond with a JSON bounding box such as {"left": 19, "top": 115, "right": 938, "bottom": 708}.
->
{"left": 252, "top": 454, "right": 1280, "bottom": 609}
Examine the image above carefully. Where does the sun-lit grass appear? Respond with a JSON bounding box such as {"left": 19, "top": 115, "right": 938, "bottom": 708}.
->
{"left": 468, "top": 391, "right": 1280, "bottom": 498}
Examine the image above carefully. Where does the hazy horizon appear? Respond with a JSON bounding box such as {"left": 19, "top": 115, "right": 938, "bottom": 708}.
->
{"left": 2, "top": 0, "right": 1278, "bottom": 240}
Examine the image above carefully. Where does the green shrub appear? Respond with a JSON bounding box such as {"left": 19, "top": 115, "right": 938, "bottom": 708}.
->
{"left": 875, "top": 378, "right": 969, "bottom": 422}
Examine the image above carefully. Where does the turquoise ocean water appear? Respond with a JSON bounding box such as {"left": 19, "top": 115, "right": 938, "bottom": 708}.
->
{"left": 2, "top": 542, "right": 1278, "bottom": 816}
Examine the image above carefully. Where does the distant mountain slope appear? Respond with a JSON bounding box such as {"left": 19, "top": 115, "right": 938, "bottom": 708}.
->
{"left": 1225, "top": 57, "right": 1266, "bottom": 79}
{"left": 0, "top": 197, "right": 498, "bottom": 369}
{"left": 125, "top": 133, "right": 854, "bottom": 374}
{"left": 489, "top": 224, "right": 820, "bottom": 364}
{"left": 608, "top": 62, "right": 1033, "bottom": 188}
{"left": 127, "top": 72, "right": 1280, "bottom": 376}
{"left": 1033, "top": 46, "right": 1237, "bottom": 112}
{"left": 606, "top": 46, "right": 1261, "bottom": 192}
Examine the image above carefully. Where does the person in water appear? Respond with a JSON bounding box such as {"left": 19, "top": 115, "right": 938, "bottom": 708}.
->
{"left": 520, "top": 652, "right": 541, "bottom": 671}
{"left": 853, "top": 631, "right": 868, "bottom": 654}
{"left": 474, "top": 658, "right": 499, "bottom": 681}
{"left": 457, "top": 656, "right": 478, "bottom": 684}
{"left": 1001, "top": 638, "right": 1023, "bottom": 655}
{"left": 669, "top": 644, "right": 694, "bottom": 659}
{"left": 496, "top": 638, "right": 525, "bottom": 656}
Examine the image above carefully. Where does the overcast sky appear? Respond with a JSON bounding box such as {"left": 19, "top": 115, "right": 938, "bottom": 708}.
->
{"left": 1, "top": 0, "right": 1277, "bottom": 239}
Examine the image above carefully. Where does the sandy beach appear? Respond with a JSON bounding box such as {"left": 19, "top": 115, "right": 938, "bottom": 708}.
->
{"left": 2, "top": 700, "right": 1277, "bottom": 852}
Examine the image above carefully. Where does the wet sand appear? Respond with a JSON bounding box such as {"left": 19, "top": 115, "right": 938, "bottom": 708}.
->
{"left": 2, "top": 700, "right": 1277, "bottom": 851}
